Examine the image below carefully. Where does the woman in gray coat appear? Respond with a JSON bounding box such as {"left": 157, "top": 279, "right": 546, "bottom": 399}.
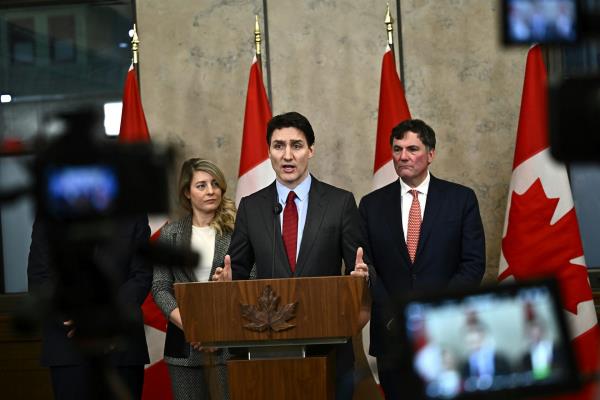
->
{"left": 152, "top": 158, "right": 236, "bottom": 400}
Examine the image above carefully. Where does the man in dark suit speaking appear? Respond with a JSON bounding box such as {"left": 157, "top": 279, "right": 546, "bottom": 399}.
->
{"left": 359, "top": 119, "right": 485, "bottom": 399}
{"left": 213, "top": 111, "right": 370, "bottom": 399}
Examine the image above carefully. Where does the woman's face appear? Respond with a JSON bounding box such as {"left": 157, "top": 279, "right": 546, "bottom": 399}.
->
{"left": 186, "top": 170, "right": 222, "bottom": 216}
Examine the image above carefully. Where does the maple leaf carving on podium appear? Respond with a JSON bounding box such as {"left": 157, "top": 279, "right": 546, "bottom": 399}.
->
{"left": 500, "top": 179, "right": 591, "bottom": 314}
{"left": 240, "top": 285, "right": 298, "bottom": 334}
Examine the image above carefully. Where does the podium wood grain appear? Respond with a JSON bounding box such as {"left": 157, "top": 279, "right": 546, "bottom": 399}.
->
{"left": 228, "top": 355, "right": 334, "bottom": 400}
{"left": 174, "top": 276, "right": 367, "bottom": 345}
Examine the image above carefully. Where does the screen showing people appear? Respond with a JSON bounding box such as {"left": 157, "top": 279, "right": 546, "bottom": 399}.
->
{"left": 402, "top": 282, "right": 577, "bottom": 399}
{"left": 504, "top": 0, "right": 578, "bottom": 44}
{"left": 45, "top": 164, "right": 119, "bottom": 218}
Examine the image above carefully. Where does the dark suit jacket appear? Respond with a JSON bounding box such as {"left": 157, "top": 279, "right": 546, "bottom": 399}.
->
{"left": 229, "top": 176, "right": 368, "bottom": 280}
{"left": 228, "top": 176, "right": 372, "bottom": 373}
{"left": 359, "top": 175, "right": 485, "bottom": 357}
{"left": 27, "top": 215, "right": 152, "bottom": 367}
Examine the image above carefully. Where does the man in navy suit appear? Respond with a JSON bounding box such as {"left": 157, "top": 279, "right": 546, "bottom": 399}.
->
{"left": 359, "top": 119, "right": 485, "bottom": 399}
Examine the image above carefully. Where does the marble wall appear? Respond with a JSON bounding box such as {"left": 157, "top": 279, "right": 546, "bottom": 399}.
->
{"left": 136, "top": 0, "right": 528, "bottom": 281}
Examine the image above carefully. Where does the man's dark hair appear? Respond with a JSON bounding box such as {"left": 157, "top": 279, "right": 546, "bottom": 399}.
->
{"left": 267, "top": 111, "right": 315, "bottom": 146}
{"left": 390, "top": 119, "right": 436, "bottom": 150}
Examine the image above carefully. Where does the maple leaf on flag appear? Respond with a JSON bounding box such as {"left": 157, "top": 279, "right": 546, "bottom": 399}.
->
{"left": 240, "top": 285, "right": 298, "bottom": 334}
{"left": 500, "top": 179, "right": 591, "bottom": 314}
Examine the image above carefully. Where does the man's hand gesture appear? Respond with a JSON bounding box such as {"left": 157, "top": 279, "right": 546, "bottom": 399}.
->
{"left": 351, "top": 247, "right": 369, "bottom": 279}
{"left": 212, "top": 255, "right": 232, "bottom": 281}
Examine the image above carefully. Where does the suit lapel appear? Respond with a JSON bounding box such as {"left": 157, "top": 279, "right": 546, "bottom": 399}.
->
{"left": 260, "top": 183, "right": 293, "bottom": 278}
{"left": 415, "top": 175, "right": 443, "bottom": 266}
{"left": 177, "top": 216, "right": 196, "bottom": 282}
{"left": 295, "top": 177, "right": 326, "bottom": 276}
{"left": 384, "top": 181, "right": 412, "bottom": 266}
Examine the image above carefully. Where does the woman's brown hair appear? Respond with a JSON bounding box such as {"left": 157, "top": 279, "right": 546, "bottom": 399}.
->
{"left": 178, "top": 158, "right": 236, "bottom": 234}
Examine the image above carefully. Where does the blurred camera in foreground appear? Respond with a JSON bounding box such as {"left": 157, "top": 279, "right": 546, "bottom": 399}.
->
{"left": 33, "top": 107, "right": 172, "bottom": 227}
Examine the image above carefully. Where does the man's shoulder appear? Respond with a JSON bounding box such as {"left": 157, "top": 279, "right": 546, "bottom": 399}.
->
{"left": 431, "top": 175, "right": 476, "bottom": 196}
{"left": 360, "top": 180, "right": 398, "bottom": 204}
{"left": 311, "top": 177, "right": 355, "bottom": 199}
{"left": 239, "top": 182, "right": 275, "bottom": 205}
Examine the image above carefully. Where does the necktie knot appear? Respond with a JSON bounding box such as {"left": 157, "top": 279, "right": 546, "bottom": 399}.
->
{"left": 286, "top": 191, "right": 297, "bottom": 205}
{"left": 410, "top": 189, "right": 419, "bottom": 198}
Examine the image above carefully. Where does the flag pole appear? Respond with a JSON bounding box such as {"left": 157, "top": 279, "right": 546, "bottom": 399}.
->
{"left": 132, "top": 24, "right": 139, "bottom": 66}
{"left": 385, "top": 3, "right": 395, "bottom": 59}
{"left": 130, "top": 24, "right": 141, "bottom": 93}
{"left": 258, "top": 5, "right": 273, "bottom": 107}
{"left": 254, "top": 15, "right": 262, "bottom": 66}
{"left": 395, "top": 0, "right": 406, "bottom": 84}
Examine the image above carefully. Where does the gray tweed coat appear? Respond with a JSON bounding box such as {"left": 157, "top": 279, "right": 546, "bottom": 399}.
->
{"left": 152, "top": 214, "right": 230, "bottom": 367}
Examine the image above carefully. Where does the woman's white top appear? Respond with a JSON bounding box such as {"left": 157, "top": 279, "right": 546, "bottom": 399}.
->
{"left": 191, "top": 225, "right": 215, "bottom": 282}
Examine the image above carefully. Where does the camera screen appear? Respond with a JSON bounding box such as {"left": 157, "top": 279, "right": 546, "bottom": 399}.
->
{"left": 503, "top": 0, "right": 578, "bottom": 44}
{"left": 402, "top": 282, "right": 578, "bottom": 399}
{"left": 45, "top": 164, "right": 119, "bottom": 219}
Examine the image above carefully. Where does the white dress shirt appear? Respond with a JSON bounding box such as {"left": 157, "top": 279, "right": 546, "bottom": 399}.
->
{"left": 399, "top": 172, "right": 431, "bottom": 242}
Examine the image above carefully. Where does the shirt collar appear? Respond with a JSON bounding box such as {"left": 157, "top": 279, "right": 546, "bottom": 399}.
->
{"left": 399, "top": 171, "right": 431, "bottom": 196}
{"left": 276, "top": 173, "right": 312, "bottom": 203}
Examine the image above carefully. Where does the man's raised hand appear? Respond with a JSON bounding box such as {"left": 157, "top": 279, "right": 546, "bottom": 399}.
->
{"left": 212, "top": 254, "right": 232, "bottom": 281}
{"left": 351, "top": 247, "right": 369, "bottom": 279}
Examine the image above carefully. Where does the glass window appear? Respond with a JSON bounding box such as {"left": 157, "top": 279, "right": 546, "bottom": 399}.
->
{"left": 0, "top": 1, "right": 133, "bottom": 293}
{"left": 48, "top": 15, "right": 76, "bottom": 63}
{"left": 8, "top": 17, "right": 35, "bottom": 64}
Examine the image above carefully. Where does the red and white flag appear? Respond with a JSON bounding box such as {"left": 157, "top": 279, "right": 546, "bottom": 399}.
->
{"left": 119, "top": 64, "right": 150, "bottom": 144}
{"left": 235, "top": 55, "right": 274, "bottom": 205}
{"left": 499, "top": 45, "right": 599, "bottom": 399}
{"left": 372, "top": 45, "right": 412, "bottom": 190}
{"left": 118, "top": 63, "right": 172, "bottom": 400}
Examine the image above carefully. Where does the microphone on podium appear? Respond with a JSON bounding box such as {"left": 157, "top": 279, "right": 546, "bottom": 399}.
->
{"left": 272, "top": 202, "right": 283, "bottom": 279}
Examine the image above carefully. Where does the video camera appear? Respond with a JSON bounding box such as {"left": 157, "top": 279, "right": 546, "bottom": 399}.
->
{"left": 501, "top": 0, "right": 600, "bottom": 46}
{"left": 500, "top": 0, "right": 600, "bottom": 162}
{"left": 32, "top": 107, "right": 172, "bottom": 227}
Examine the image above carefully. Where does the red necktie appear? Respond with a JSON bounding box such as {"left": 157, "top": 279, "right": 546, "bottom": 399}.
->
{"left": 406, "top": 189, "right": 422, "bottom": 263}
{"left": 282, "top": 191, "right": 298, "bottom": 272}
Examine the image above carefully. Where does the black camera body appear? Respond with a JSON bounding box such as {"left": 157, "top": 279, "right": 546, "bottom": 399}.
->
{"left": 32, "top": 108, "right": 173, "bottom": 226}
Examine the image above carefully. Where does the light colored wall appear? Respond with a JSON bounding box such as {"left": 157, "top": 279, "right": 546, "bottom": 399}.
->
{"left": 136, "top": 0, "right": 528, "bottom": 281}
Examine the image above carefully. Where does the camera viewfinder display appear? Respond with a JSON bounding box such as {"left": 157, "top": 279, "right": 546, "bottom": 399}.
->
{"left": 401, "top": 281, "right": 579, "bottom": 399}
{"left": 503, "top": 0, "right": 578, "bottom": 44}
{"left": 46, "top": 165, "right": 118, "bottom": 219}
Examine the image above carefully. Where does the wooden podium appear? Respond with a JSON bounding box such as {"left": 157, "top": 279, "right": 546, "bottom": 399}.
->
{"left": 175, "top": 276, "right": 368, "bottom": 400}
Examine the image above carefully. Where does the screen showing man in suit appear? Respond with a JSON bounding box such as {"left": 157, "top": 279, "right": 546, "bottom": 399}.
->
{"left": 359, "top": 118, "right": 486, "bottom": 399}
{"left": 212, "top": 111, "right": 370, "bottom": 400}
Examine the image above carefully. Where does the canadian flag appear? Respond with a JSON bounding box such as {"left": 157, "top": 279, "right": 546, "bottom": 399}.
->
{"left": 363, "top": 45, "right": 413, "bottom": 384}
{"left": 371, "top": 45, "right": 412, "bottom": 190}
{"left": 119, "top": 64, "right": 150, "bottom": 144}
{"left": 118, "top": 64, "right": 172, "bottom": 400}
{"left": 235, "top": 55, "right": 274, "bottom": 205}
{"left": 499, "top": 45, "right": 599, "bottom": 399}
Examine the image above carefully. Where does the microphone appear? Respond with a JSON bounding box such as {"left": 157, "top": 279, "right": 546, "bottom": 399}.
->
{"left": 272, "top": 202, "right": 283, "bottom": 279}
